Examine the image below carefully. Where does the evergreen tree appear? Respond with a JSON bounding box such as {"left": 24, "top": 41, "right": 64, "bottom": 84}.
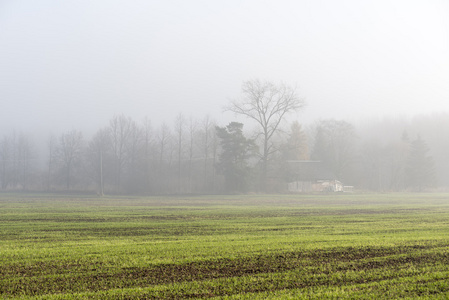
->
{"left": 215, "top": 122, "right": 256, "bottom": 193}
{"left": 310, "top": 119, "right": 357, "bottom": 181}
{"left": 386, "top": 131, "right": 410, "bottom": 191}
{"left": 275, "top": 121, "right": 309, "bottom": 185}
{"left": 405, "top": 136, "right": 435, "bottom": 191}
{"left": 282, "top": 121, "right": 309, "bottom": 161}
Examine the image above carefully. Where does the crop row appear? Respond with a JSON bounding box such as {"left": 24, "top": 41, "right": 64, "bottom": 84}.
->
{"left": 2, "top": 243, "right": 449, "bottom": 298}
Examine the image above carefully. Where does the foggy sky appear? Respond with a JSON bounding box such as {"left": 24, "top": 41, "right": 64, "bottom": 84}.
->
{"left": 1, "top": 0, "right": 448, "bottom": 134}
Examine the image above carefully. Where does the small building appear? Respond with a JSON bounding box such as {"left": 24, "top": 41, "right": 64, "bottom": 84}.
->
{"left": 286, "top": 161, "right": 344, "bottom": 193}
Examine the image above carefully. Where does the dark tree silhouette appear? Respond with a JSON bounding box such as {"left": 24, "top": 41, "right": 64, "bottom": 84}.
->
{"left": 216, "top": 122, "right": 256, "bottom": 193}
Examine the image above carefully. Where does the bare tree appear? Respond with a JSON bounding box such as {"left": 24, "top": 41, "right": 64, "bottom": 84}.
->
{"left": 141, "top": 117, "right": 154, "bottom": 193}
{"left": 0, "top": 132, "right": 35, "bottom": 190}
{"left": 157, "top": 123, "right": 172, "bottom": 165}
{"left": 87, "top": 128, "right": 111, "bottom": 195}
{"left": 17, "top": 133, "right": 34, "bottom": 190}
{"left": 46, "top": 135, "right": 57, "bottom": 191}
{"left": 57, "top": 130, "right": 84, "bottom": 190}
{"left": 198, "top": 115, "right": 217, "bottom": 192}
{"left": 187, "top": 116, "right": 197, "bottom": 192}
{"left": 0, "top": 135, "right": 12, "bottom": 189}
{"left": 201, "top": 116, "right": 212, "bottom": 189}
{"left": 174, "top": 113, "right": 185, "bottom": 192}
{"left": 108, "top": 115, "right": 134, "bottom": 192}
{"left": 226, "top": 79, "right": 305, "bottom": 190}
{"left": 156, "top": 123, "right": 173, "bottom": 193}
{"left": 124, "top": 120, "right": 143, "bottom": 193}
{"left": 211, "top": 124, "right": 219, "bottom": 193}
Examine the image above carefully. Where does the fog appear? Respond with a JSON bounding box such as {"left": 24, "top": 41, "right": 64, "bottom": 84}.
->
{"left": 2, "top": 1, "right": 448, "bottom": 131}
{"left": 1, "top": 1, "right": 449, "bottom": 193}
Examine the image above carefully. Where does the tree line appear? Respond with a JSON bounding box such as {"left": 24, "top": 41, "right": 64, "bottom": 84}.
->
{"left": 0, "top": 80, "right": 443, "bottom": 194}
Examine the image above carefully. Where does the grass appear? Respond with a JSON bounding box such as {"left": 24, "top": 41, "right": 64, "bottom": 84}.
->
{"left": 1, "top": 193, "right": 449, "bottom": 298}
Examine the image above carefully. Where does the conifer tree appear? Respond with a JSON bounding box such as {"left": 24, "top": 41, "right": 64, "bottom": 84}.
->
{"left": 216, "top": 122, "right": 256, "bottom": 192}
{"left": 405, "top": 136, "right": 435, "bottom": 191}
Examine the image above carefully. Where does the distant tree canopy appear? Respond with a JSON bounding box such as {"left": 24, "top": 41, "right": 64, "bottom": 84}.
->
{"left": 2, "top": 82, "right": 449, "bottom": 194}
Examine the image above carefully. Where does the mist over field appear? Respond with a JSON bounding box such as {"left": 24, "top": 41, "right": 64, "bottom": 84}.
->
{"left": 1, "top": 1, "right": 449, "bottom": 194}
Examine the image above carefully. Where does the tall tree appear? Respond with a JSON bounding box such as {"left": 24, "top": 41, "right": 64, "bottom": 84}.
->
{"left": 46, "top": 135, "right": 57, "bottom": 191}
{"left": 226, "top": 79, "right": 304, "bottom": 190}
{"left": 216, "top": 122, "right": 256, "bottom": 193}
{"left": 385, "top": 131, "right": 410, "bottom": 191}
{"left": 282, "top": 121, "right": 309, "bottom": 161}
{"left": 124, "top": 120, "right": 143, "bottom": 193}
{"left": 57, "top": 130, "right": 84, "bottom": 190}
{"left": 311, "top": 119, "right": 357, "bottom": 182}
{"left": 16, "top": 133, "right": 34, "bottom": 190}
{"left": 0, "top": 135, "right": 12, "bottom": 189}
{"left": 87, "top": 128, "right": 111, "bottom": 195}
{"left": 155, "top": 123, "right": 173, "bottom": 193}
{"left": 275, "top": 121, "right": 309, "bottom": 186}
{"left": 199, "top": 116, "right": 215, "bottom": 192}
{"left": 108, "top": 115, "right": 134, "bottom": 192}
{"left": 174, "top": 113, "right": 185, "bottom": 193}
{"left": 405, "top": 136, "right": 435, "bottom": 191}
{"left": 0, "top": 132, "right": 35, "bottom": 190}
{"left": 358, "top": 140, "right": 388, "bottom": 191}
{"left": 186, "top": 116, "right": 197, "bottom": 192}
{"left": 141, "top": 117, "right": 154, "bottom": 193}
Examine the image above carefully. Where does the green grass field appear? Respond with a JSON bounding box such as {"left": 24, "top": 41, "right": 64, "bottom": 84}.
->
{"left": 1, "top": 193, "right": 449, "bottom": 299}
